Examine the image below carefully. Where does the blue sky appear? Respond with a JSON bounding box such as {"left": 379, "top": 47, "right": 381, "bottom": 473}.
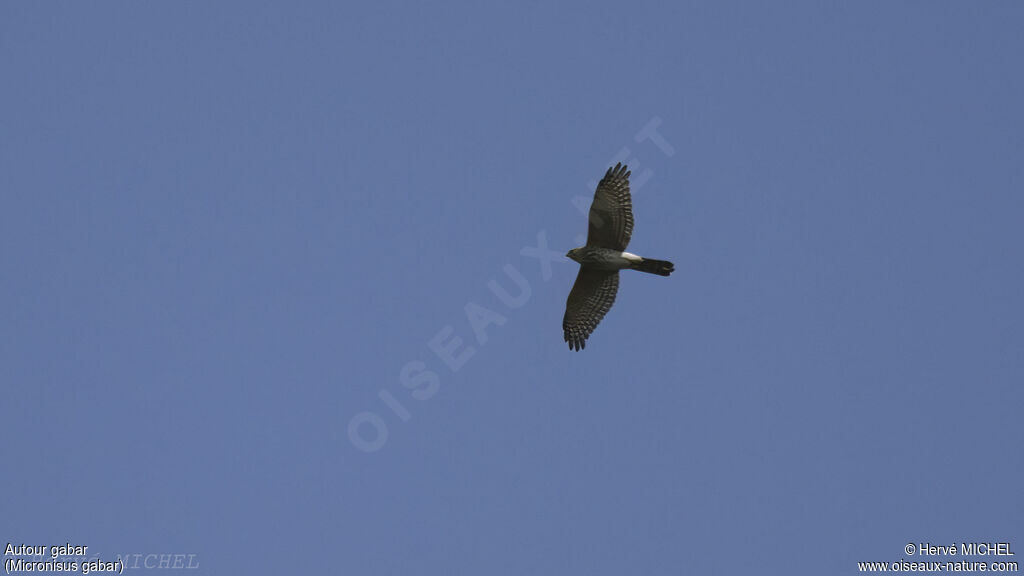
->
{"left": 2, "top": 2, "right": 1022, "bottom": 574}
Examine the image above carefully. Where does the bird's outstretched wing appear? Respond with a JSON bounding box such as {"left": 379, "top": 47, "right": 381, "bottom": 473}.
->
{"left": 563, "top": 268, "right": 620, "bottom": 351}
{"left": 586, "top": 163, "right": 634, "bottom": 251}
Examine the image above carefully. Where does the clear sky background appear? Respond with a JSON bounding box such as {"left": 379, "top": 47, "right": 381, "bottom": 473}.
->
{"left": 2, "top": 2, "right": 1022, "bottom": 574}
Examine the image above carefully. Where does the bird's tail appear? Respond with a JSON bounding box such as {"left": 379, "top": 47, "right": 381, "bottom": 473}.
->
{"left": 630, "top": 258, "right": 674, "bottom": 276}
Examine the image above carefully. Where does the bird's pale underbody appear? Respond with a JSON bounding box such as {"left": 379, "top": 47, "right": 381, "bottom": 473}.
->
{"left": 562, "top": 163, "right": 674, "bottom": 351}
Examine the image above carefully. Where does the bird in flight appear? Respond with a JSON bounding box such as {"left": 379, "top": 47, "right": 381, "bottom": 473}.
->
{"left": 563, "top": 163, "right": 674, "bottom": 351}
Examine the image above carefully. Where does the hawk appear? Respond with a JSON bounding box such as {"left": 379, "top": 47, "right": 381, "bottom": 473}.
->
{"left": 563, "top": 163, "right": 674, "bottom": 351}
